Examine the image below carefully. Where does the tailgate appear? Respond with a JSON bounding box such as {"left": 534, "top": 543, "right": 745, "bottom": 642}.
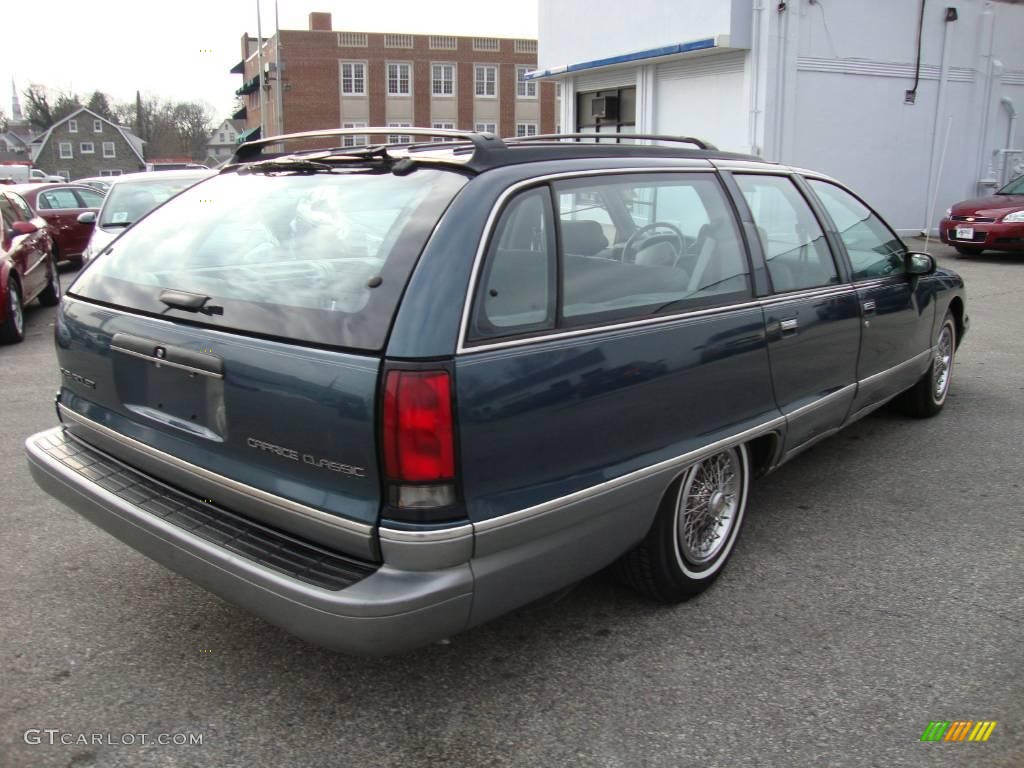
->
{"left": 55, "top": 297, "right": 382, "bottom": 561}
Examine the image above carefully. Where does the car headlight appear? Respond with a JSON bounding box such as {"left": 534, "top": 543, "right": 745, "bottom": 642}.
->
{"left": 1003, "top": 210, "right": 1024, "bottom": 223}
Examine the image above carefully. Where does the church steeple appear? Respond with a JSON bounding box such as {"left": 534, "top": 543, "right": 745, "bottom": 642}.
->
{"left": 11, "top": 80, "right": 24, "bottom": 123}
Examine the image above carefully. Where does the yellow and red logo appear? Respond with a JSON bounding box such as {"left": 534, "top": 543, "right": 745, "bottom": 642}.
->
{"left": 920, "top": 721, "right": 997, "bottom": 742}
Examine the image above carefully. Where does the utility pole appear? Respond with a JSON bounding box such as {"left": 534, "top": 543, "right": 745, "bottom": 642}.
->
{"left": 274, "top": 0, "right": 284, "bottom": 136}
{"left": 256, "top": 0, "right": 266, "bottom": 140}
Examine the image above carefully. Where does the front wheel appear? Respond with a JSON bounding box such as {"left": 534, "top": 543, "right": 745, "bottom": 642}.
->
{"left": 616, "top": 444, "right": 750, "bottom": 602}
{"left": 0, "top": 278, "right": 26, "bottom": 344}
{"left": 896, "top": 311, "right": 956, "bottom": 418}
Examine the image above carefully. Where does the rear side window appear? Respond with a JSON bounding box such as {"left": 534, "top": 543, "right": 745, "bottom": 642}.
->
{"left": 470, "top": 187, "right": 556, "bottom": 339}
{"left": 39, "top": 188, "right": 82, "bottom": 210}
{"left": 71, "top": 169, "right": 467, "bottom": 351}
{"left": 735, "top": 174, "right": 839, "bottom": 293}
{"left": 806, "top": 179, "right": 906, "bottom": 280}
{"left": 469, "top": 172, "right": 751, "bottom": 342}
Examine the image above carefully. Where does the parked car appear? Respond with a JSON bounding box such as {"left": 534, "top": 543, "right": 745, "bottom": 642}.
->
{"left": 79, "top": 169, "right": 216, "bottom": 263}
{"left": 74, "top": 177, "right": 115, "bottom": 196}
{"left": 1, "top": 190, "right": 60, "bottom": 343}
{"left": 939, "top": 175, "right": 1024, "bottom": 255}
{"left": 7, "top": 183, "right": 104, "bottom": 267}
{"left": 26, "top": 129, "right": 968, "bottom": 654}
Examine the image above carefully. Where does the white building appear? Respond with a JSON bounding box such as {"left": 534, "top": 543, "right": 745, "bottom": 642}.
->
{"left": 535, "top": 0, "right": 1024, "bottom": 234}
{"left": 206, "top": 119, "right": 244, "bottom": 163}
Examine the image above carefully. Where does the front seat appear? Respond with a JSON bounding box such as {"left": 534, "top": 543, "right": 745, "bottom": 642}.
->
{"left": 560, "top": 220, "right": 608, "bottom": 256}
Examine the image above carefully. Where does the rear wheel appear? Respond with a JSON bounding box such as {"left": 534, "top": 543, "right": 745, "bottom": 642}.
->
{"left": 38, "top": 253, "right": 61, "bottom": 307}
{"left": 617, "top": 444, "right": 750, "bottom": 602}
{"left": 896, "top": 311, "right": 955, "bottom": 418}
{"left": 954, "top": 245, "right": 983, "bottom": 257}
{"left": 0, "top": 278, "right": 25, "bottom": 344}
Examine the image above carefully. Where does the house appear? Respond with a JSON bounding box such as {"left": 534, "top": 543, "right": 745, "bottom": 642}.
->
{"left": 29, "top": 107, "right": 146, "bottom": 180}
{"left": 230, "top": 12, "right": 559, "bottom": 143}
{"left": 205, "top": 118, "right": 245, "bottom": 163}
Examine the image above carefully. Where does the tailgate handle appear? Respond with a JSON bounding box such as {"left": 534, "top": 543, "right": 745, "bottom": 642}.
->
{"left": 110, "top": 333, "right": 224, "bottom": 379}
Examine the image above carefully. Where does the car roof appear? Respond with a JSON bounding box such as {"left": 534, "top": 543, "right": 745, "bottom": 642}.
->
{"left": 5, "top": 182, "right": 88, "bottom": 196}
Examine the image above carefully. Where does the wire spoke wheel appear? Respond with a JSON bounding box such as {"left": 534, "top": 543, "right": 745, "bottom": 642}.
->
{"left": 932, "top": 322, "right": 953, "bottom": 401}
{"left": 676, "top": 448, "right": 743, "bottom": 566}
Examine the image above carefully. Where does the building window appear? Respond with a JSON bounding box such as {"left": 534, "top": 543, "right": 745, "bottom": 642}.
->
{"left": 431, "top": 121, "right": 456, "bottom": 142}
{"left": 218, "top": 132, "right": 225, "bottom": 142}
{"left": 472, "top": 37, "right": 499, "bottom": 52}
{"left": 432, "top": 63, "right": 455, "bottom": 96}
{"left": 387, "top": 63, "right": 411, "bottom": 95}
{"left": 93, "top": 119, "right": 103, "bottom": 133}
{"left": 341, "top": 62, "right": 366, "bottom": 95}
{"left": 80, "top": 142, "right": 95, "bottom": 154}
{"left": 68, "top": 120, "right": 78, "bottom": 133}
{"left": 516, "top": 122, "right": 538, "bottom": 137}
{"left": 337, "top": 31, "right": 367, "bottom": 47}
{"left": 514, "top": 39, "right": 537, "bottom": 54}
{"left": 475, "top": 65, "right": 497, "bottom": 97}
{"left": 102, "top": 142, "right": 116, "bottom": 158}
{"left": 387, "top": 123, "right": 412, "bottom": 144}
{"left": 429, "top": 35, "right": 457, "bottom": 50}
{"left": 342, "top": 122, "right": 368, "bottom": 147}
{"left": 475, "top": 122, "right": 497, "bottom": 134}
{"left": 517, "top": 67, "right": 537, "bottom": 98}
{"left": 384, "top": 34, "right": 414, "bottom": 49}
{"left": 59, "top": 142, "right": 73, "bottom": 159}
{"left": 99, "top": 169, "right": 122, "bottom": 176}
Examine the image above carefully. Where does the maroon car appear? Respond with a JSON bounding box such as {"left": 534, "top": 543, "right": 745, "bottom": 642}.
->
{"left": 7, "top": 183, "right": 103, "bottom": 266}
{"left": 939, "top": 175, "right": 1024, "bottom": 256}
{"left": 1, "top": 190, "right": 60, "bottom": 343}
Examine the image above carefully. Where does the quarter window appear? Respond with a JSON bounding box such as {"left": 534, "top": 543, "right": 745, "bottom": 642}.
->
{"left": 735, "top": 175, "right": 839, "bottom": 292}
{"left": 806, "top": 179, "right": 906, "bottom": 280}
{"left": 471, "top": 187, "right": 556, "bottom": 339}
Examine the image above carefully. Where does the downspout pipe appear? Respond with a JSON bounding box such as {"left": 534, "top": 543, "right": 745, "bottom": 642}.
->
{"left": 923, "top": 8, "right": 956, "bottom": 235}
{"left": 1001, "top": 97, "right": 1018, "bottom": 149}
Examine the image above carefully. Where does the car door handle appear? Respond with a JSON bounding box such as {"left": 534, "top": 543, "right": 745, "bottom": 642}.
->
{"left": 862, "top": 299, "right": 877, "bottom": 314}
{"left": 779, "top": 318, "right": 799, "bottom": 335}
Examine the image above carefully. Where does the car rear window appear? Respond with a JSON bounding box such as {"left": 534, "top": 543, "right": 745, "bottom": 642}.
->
{"left": 70, "top": 168, "right": 467, "bottom": 351}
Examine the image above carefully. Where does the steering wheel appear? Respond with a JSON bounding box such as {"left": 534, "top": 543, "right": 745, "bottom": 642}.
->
{"left": 622, "top": 222, "right": 686, "bottom": 265}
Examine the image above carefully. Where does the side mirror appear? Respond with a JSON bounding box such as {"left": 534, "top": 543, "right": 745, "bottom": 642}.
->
{"left": 9, "top": 220, "right": 38, "bottom": 236}
{"left": 905, "top": 251, "right": 936, "bottom": 275}
{"left": 77, "top": 211, "right": 97, "bottom": 225}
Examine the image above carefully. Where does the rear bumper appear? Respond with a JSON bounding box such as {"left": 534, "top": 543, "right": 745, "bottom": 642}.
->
{"left": 26, "top": 427, "right": 473, "bottom": 655}
{"left": 939, "top": 219, "right": 1024, "bottom": 251}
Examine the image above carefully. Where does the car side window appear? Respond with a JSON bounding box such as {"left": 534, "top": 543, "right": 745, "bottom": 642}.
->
{"left": 41, "top": 189, "right": 83, "bottom": 210}
{"left": 555, "top": 173, "right": 749, "bottom": 326}
{"left": 75, "top": 188, "right": 105, "bottom": 208}
{"left": 7, "top": 193, "right": 33, "bottom": 221}
{"left": 470, "top": 187, "right": 556, "bottom": 340}
{"left": 735, "top": 174, "right": 839, "bottom": 293}
{"left": 0, "top": 197, "right": 16, "bottom": 229}
{"left": 806, "top": 179, "right": 906, "bottom": 280}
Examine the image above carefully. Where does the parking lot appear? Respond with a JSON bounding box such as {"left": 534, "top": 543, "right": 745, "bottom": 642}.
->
{"left": 1, "top": 242, "right": 1021, "bottom": 768}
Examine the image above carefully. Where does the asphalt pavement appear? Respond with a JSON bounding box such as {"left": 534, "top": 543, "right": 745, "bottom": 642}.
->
{"left": 1, "top": 243, "right": 1021, "bottom": 768}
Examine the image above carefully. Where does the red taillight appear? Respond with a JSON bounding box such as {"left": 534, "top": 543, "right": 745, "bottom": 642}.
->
{"left": 383, "top": 370, "right": 455, "bottom": 483}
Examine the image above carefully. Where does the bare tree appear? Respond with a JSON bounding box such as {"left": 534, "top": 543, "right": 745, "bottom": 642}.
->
{"left": 22, "top": 86, "right": 81, "bottom": 131}
{"left": 173, "top": 102, "right": 215, "bottom": 161}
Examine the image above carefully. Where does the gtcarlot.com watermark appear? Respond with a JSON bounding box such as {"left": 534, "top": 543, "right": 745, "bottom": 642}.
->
{"left": 24, "top": 729, "right": 203, "bottom": 746}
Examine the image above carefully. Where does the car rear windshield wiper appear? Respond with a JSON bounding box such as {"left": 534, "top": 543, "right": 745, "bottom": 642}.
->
{"left": 159, "top": 289, "right": 223, "bottom": 316}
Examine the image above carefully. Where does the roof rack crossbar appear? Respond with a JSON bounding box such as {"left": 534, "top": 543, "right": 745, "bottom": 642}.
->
{"left": 232, "top": 127, "right": 505, "bottom": 163}
{"left": 506, "top": 133, "right": 717, "bottom": 151}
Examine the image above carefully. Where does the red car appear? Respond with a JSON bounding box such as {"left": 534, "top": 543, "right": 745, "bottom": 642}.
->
{"left": 8, "top": 183, "right": 103, "bottom": 266}
{"left": 1, "top": 190, "right": 60, "bottom": 344}
{"left": 939, "top": 175, "right": 1024, "bottom": 256}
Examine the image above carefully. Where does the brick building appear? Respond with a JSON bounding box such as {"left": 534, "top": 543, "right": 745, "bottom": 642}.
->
{"left": 231, "top": 12, "right": 559, "bottom": 144}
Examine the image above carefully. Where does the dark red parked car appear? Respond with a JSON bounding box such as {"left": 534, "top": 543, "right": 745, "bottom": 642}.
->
{"left": 1, "top": 190, "right": 60, "bottom": 343}
{"left": 8, "top": 183, "right": 104, "bottom": 266}
{"left": 939, "top": 175, "right": 1024, "bottom": 256}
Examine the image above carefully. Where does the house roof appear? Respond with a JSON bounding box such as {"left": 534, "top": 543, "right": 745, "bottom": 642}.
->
{"left": 29, "top": 107, "right": 147, "bottom": 164}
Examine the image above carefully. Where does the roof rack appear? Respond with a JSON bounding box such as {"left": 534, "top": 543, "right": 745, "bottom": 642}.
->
{"left": 232, "top": 127, "right": 505, "bottom": 163}
{"left": 507, "top": 133, "right": 717, "bottom": 150}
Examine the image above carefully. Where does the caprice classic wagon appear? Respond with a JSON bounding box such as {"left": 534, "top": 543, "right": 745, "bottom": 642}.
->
{"left": 26, "top": 129, "right": 967, "bottom": 654}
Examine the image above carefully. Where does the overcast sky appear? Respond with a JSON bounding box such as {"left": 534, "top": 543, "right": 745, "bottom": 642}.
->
{"left": 2, "top": 1, "right": 539, "bottom": 124}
